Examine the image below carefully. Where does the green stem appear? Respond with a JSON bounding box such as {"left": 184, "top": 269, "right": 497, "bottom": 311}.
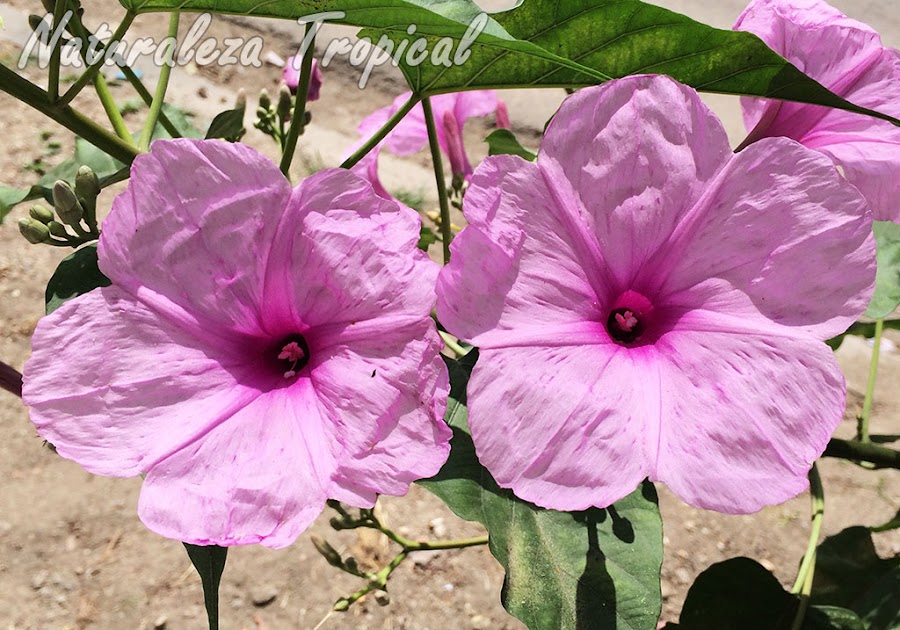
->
{"left": 438, "top": 330, "right": 468, "bottom": 358}
{"left": 792, "top": 464, "right": 824, "bottom": 594}
{"left": 138, "top": 12, "right": 179, "bottom": 152}
{"left": 48, "top": 0, "right": 68, "bottom": 100}
{"left": 279, "top": 25, "right": 315, "bottom": 177}
{"left": 63, "top": 2, "right": 134, "bottom": 145}
{"left": 340, "top": 95, "right": 420, "bottom": 170}
{"left": 858, "top": 318, "right": 884, "bottom": 443}
{"left": 421, "top": 98, "right": 453, "bottom": 264}
{"left": 59, "top": 12, "right": 136, "bottom": 107}
{"left": 119, "top": 67, "right": 182, "bottom": 138}
{"left": 823, "top": 437, "right": 900, "bottom": 468}
{"left": 0, "top": 65, "right": 138, "bottom": 164}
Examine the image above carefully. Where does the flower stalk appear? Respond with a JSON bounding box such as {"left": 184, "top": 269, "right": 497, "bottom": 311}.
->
{"left": 138, "top": 11, "right": 180, "bottom": 152}
{"left": 422, "top": 97, "right": 453, "bottom": 264}
{"left": 790, "top": 464, "right": 824, "bottom": 630}
{"left": 279, "top": 23, "right": 315, "bottom": 177}
{"left": 857, "top": 317, "right": 884, "bottom": 443}
{"left": 340, "top": 95, "right": 420, "bottom": 170}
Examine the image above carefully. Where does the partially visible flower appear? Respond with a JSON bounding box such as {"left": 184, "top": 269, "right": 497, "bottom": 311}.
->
{"left": 437, "top": 75, "right": 875, "bottom": 514}
{"left": 495, "top": 101, "right": 511, "bottom": 130}
{"left": 344, "top": 91, "right": 502, "bottom": 201}
{"left": 23, "top": 139, "right": 450, "bottom": 548}
{"left": 282, "top": 51, "right": 323, "bottom": 101}
{"left": 735, "top": 0, "right": 900, "bottom": 221}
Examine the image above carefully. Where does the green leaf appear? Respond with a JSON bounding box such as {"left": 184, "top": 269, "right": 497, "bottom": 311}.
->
{"left": 183, "top": 543, "right": 228, "bottom": 630}
{"left": 485, "top": 129, "right": 537, "bottom": 161}
{"left": 419, "top": 352, "right": 663, "bottom": 630}
{"left": 119, "top": 0, "right": 899, "bottom": 127}
{"left": 44, "top": 244, "right": 111, "bottom": 314}
{"left": 805, "top": 606, "right": 867, "bottom": 630}
{"left": 812, "top": 526, "right": 900, "bottom": 629}
{"left": 0, "top": 186, "right": 31, "bottom": 222}
{"left": 205, "top": 107, "right": 246, "bottom": 141}
{"left": 867, "top": 222, "right": 900, "bottom": 318}
{"left": 417, "top": 224, "right": 438, "bottom": 251}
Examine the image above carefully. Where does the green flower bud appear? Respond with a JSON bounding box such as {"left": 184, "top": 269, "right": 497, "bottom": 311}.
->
{"left": 258, "top": 88, "right": 272, "bottom": 112}
{"left": 47, "top": 221, "right": 69, "bottom": 238}
{"left": 234, "top": 89, "right": 247, "bottom": 112}
{"left": 333, "top": 598, "right": 350, "bottom": 612}
{"left": 40, "top": 0, "right": 55, "bottom": 13}
{"left": 28, "top": 14, "right": 45, "bottom": 32}
{"left": 75, "top": 165, "right": 100, "bottom": 200}
{"left": 277, "top": 84, "right": 293, "bottom": 120}
{"left": 52, "top": 180, "right": 83, "bottom": 226}
{"left": 29, "top": 205, "right": 55, "bottom": 224}
{"left": 310, "top": 534, "right": 344, "bottom": 568}
{"left": 18, "top": 218, "right": 50, "bottom": 244}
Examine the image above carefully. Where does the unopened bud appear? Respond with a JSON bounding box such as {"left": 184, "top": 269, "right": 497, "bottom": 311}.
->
{"left": 52, "top": 180, "right": 83, "bottom": 225}
{"left": 40, "top": 0, "right": 55, "bottom": 13}
{"left": 29, "top": 205, "right": 54, "bottom": 224}
{"left": 18, "top": 218, "right": 50, "bottom": 244}
{"left": 234, "top": 89, "right": 246, "bottom": 111}
{"left": 374, "top": 591, "right": 390, "bottom": 607}
{"left": 333, "top": 598, "right": 350, "bottom": 612}
{"left": 277, "top": 84, "right": 293, "bottom": 120}
{"left": 29, "top": 14, "right": 45, "bottom": 32}
{"left": 258, "top": 88, "right": 272, "bottom": 112}
{"left": 75, "top": 165, "right": 100, "bottom": 200}
{"left": 47, "top": 221, "right": 69, "bottom": 238}
{"left": 442, "top": 111, "right": 469, "bottom": 181}
{"left": 310, "top": 534, "right": 344, "bottom": 568}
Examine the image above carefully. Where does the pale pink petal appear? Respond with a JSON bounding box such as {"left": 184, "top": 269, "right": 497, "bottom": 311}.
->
{"left": 99, "top": 139, "right": 292, "bottom": 337}
{"left": 650, "top": 136, "right": 874, "bottom": 340}
{"left": 436, "top": 154, "right": 608, "bottom": 346}
{"left": 538, "top": 75, "right": 731, "bottom": 286}
{"left": 384, "top": 92, "right": 431, "bottom": 156}
{"left": 653, "top": 329, "right": 845, "bottom": 513}
{"left": 468, "top": 345, "right": 651, "bottom": 511}
{"left": 451, "top": 90, "right": 499, "bottom": 123}
{"left": 23, "top": 286, "right": 263, "bottom": 477}
{"left": 268, "top": 169, "right": 437, "bottom": 332}
{"left": 138, "top": 382, "right": 336, "bottom": 548}
{"left": 310, "top": 320, "right": 451, "bottom": 506}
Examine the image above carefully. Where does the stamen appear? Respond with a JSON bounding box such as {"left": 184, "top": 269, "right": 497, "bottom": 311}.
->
{"left": 278, "top": 340, "right": 307, "bottom": 379}
{"left": 615, "top": 310, "right": 638, "bottom": 332}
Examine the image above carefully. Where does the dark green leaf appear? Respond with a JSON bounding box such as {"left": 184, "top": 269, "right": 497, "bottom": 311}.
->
{"left": 813, "top": 526, "right": 900, "bottom": 629}
{"left": 0, "top": 186, "right": 31, "bottom": 222}
{"left": 678, "top": 558, "right": 797, "bottom": 630}
{"left": 45, "top": 244, "right": 111, "bottom": 314}
{"left": 867, "top": 222, "right": 900, "bottom": 318}
{"left": 805, "top": 606, "right": 866, "bottom": 630}
{"left": 205, "top": 107, "right": 246, "bottom": 141}
{"left": 183, "top": 543, "right": 228, "bottom": 630}
{"left": 417, "top": 224, "right": 438, "bottom": 251}
{"left": 485, "top": 129, "right": 537, "bottom": 161}
{"left": 419, "top": 353, "right": 663, "bottom": 630}
{"left": 118, "top": 0, "right": 898, "bottom": 126}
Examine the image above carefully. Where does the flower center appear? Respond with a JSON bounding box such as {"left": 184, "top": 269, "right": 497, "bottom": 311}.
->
{"left": 276, "top": 334, "right": 310, "bottom": 379}
{"left": 605, "top": 290, "right": 655, "bottom": 345}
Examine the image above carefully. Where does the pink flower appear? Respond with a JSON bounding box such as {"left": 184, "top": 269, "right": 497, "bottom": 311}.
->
{"left": 734, "top": 0, "right": 900, "bottom": 221}
{"left": 282, "top": 53, "right": 323, "bottom": 101}
{"left": 436, "top": 75, "right": 875, "bottom": 514}
{"left": 345, "top": 91, "right": 501, "bottom": 201}
{"left": 23, "top": 139, "right": 450, "bottom": 548}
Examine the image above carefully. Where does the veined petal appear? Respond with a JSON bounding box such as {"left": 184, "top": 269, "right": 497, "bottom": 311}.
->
{"left": 138, "top": 382, "right": 336, "bottom": 549}
{"left": 437, "top": 154, "right": 607, "bottom": 347}
{"left": 651, "top": 136, "right": 874, "bottom": 340}
{"left": 311, "top": 320, "right": 451, "bottom": 506}
{"left": 468, "top": 345, "right": 653, "bottom": 511}
{"left": 23, "top": 286, "right": 263, "bottom": 477}
{"left": 653, "top": 329, "right": 845, "bottom": 513}
{"left": 99, "top": 139, "right": 292, "bottom": 338}
{"left": 538, "top": 75, "right": 731, "bottom": 289}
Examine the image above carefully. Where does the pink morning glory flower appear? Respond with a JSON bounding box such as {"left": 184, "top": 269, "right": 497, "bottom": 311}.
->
{"left": 735, "top": 0, "right": 900, "bottom": 221}
{"left": 345, "top": 90, "right": 502, "bottom": 201}
{"left": 436, "top": 75, "right": 876, "bottom": 514}
{"left": 22, "top": 139, "right": 450, "bottom": 548}
{"left": 282, "top": 52, "right": 323, "bottom": 101}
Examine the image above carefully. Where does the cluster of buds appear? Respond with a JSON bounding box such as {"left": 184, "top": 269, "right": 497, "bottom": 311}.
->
{"left": 18, "top": 166, "right": 101, "bottom": 247}
{"left": 253, "top": 86, "right": 312, "bottom": 150}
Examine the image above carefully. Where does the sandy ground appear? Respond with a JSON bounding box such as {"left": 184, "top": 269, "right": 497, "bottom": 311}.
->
{"left": 0, "top": 1, "right": 898, "bottom": 628}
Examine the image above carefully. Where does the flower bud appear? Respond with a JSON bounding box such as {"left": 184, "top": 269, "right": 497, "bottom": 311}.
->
{"left": 442, "top": 110, "right": 468, "bottom": 182}
{"left": 234, "top": 89, "right": 247, "bottom": 112}
{"left": 310, "top": 534, "right": 344, "bottom": 568}
{"left": 333, "top": 598, "right": 350, "bottom": 612}
{"left": 52, "top": 180, "right": 83, "bottom": 226}
{"left": 258, "top": 88, "right": 272, "bottom": 112}
{"left": 496, "top": 101, "right": 510, "bottom": 129}
{"left": 40, "top": 0, "right": 55, "bottom": 13}
{"left": 18, "top": 218, "right": 50, "bottom": 244}
{"left": 47, "top": 221, "right": 69, "bottom": 238}
{"left": 29, "top": 205, "right": 55, "bottom": 225}
{"left": 75, "top": 165, "right": 100, "bottom": 200}
{"left": 277, "top": 84, "right": 293, "bottom": 120}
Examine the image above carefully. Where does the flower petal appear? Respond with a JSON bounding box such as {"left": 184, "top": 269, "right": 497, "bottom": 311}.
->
{"left": 468, "top": 345, "right": 653, "bottom": 511}
{"left": 652, "top": 329, "right": 845, "bottom": 513}
{"left": 23, "top": 286, "right": 263, "bottom": 477}
{"left": 437, "top": 154, "right": 607, "bottom": 346}
{"left": 650, "top": 136, "right": 874, "bottom": 340}
{"left": 310, "top": 320, "right": 451, "bottom": 506}
{"left": 138, "top": 382, "right": 336, "bottom": 548}
{"left": 99, "top": 139, "right": 292, "bottom": 337}
{"left": 538, "top": 75, "right": 731, "bottom": 287}
{"left": 267, "top": 169, "right": 438, "bottom": 333}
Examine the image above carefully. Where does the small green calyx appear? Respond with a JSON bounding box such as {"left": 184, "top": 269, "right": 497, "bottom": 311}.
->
{"left": 28, "top": 204, "right": 55, "bottom": 225}
{"left": 18, "top": 217, "right": 50, "bottom": 244}
{"left": 47, "top": 221, "right": 69, "bottom": 239}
